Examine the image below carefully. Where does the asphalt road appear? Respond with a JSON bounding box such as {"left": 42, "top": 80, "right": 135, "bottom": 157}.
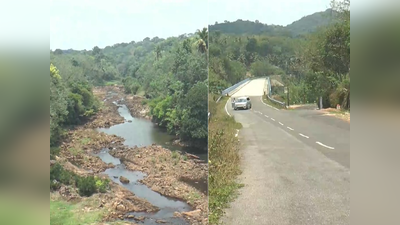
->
{"left": 222, "top": 78, "right": 350, "bottom": 225}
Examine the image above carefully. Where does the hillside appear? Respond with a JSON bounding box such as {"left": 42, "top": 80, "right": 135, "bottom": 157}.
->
{"left": 50, "top": 28, "right": 209, "bottom": 149}
{"left": 209, "top": 19, "right": 291, "bottom": 37}
{"left": 209, "top": 8, "right": 338, "bottom": 37}
{"left": 285, "top": 9, "right": 339, "bottom": 36}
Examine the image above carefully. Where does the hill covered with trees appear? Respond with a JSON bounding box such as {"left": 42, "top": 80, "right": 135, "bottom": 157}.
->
{"left": 209, "top": 8, "right": 339, "bottom": 37}
{"left": 50, "top": 28, "right": 209, "bottom": 149}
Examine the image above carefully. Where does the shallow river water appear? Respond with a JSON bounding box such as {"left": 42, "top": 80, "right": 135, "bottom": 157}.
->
{"left": 95, "top": 95, "right": 207, "bottom": 224}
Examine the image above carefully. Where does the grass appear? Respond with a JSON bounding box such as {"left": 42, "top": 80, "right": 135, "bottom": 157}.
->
{"left": 79, "top": 137, "right": 91, "bottom": 145}
{"left": 262, "top": 95, "right": 287, "bottom": 109}
{"left": 69, "top": 147, "right": 83, "bottom": 156}
{"left": 51, "top": 146, "right": 61, "bottom": 160}
{"left": 324, "top": 108, "right": 350, "bottom": 115}
{"left": 208, "top": 95, "right": 244, "bottom": 224}
{"left": 188, "top": 191, "right": 202, "bottom": 204}
{"left": 50, "top": 197, "right": 105, "bottom": 225}
{"left": 136, "top": 87, "right": 146, "bottom": 97}
{"left": 104, "top": 80, "right": 121, "bottom": 86}
{"left": 171, "top": 151, "right": 180, "bottom": 159}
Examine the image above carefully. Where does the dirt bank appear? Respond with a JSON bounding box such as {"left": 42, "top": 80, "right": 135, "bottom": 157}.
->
{"left": 320, "top": 108, "right": 350, "bottom": 122}
{"left": 110, "top": 145, "right": 208, "bottom": 224}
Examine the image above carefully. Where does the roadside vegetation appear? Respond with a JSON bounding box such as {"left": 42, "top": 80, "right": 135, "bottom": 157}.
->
{"left": 262, "top": 95, "right": 286, "bottom": 109}
{"left": 208, "top": 95, "right": 243, "bottom": 224}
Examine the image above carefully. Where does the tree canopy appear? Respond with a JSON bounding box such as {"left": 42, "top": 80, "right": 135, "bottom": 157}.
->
{"left": 50, "top": 28, "right": 209, "bottom": 148}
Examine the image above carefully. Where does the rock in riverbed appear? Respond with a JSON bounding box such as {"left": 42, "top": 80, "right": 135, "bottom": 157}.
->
{"left": 182, "top": 209, "right": 201, "bottom": 218}
{"left": 119, "top": 176, "right": 130, "bottom": 184}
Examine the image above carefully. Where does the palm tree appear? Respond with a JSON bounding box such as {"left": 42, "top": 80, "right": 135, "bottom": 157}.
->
{"left": 195, "top": 39, "right": 207, "bottom": 54}
{"left": 196, "top": 27, "right": 208, "bottom": 48}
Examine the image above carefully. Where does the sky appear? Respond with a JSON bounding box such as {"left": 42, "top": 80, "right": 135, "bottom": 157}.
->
{"left": 50, "top": 0, "right": 208, "bottom": 50}
{"left": 50, "top": 0, "right": 332, "bottom": 50}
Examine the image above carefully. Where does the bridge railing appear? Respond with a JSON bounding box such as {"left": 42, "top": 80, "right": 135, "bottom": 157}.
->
{"left": 266, "top": 77, "right": 286, "bottom": 108}
{"left": 216, "top": 78, "right": 250, "bottom": 103}
{"left": 221, "top": 78, "right": 250, "bottom": 96}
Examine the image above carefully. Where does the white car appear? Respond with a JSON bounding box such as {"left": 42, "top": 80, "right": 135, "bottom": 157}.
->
{"left": 233, "top": 97, "right": 252, "bottom": 110}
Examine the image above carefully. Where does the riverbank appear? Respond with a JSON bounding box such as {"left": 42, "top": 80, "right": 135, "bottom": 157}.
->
{"left": 50, "top": 86, "right": 208, "bottom": 224}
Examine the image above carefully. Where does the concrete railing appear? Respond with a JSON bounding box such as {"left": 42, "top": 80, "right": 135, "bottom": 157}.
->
{"left": 266, "top": 76, "right": 286, "bottom": 108}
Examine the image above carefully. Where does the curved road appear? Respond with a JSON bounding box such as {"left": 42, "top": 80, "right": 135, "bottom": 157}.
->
{"left": 222, "top": 78, "right": 350, "bottom": 225}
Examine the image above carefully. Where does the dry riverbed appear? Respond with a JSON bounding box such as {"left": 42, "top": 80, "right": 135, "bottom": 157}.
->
{"left": 51, "top": 85, "right": 208, "bottom": 224}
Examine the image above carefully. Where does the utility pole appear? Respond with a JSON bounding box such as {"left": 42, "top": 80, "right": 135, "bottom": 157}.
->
{"left": 284, "top": 86, "right": 289, "bottom": 108}
{"left": 319, "top": 96, "right": 323, "bottom": 109}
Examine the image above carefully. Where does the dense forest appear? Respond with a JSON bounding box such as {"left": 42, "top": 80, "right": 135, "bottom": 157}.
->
{"left": 209, "top": 1, "right": 350, "bottom": 109}
{"left": 50, "top": 28, "right": 209, "bottom": 149}
{"left": 209, "top": 8, "right": 339, "bottom": 37}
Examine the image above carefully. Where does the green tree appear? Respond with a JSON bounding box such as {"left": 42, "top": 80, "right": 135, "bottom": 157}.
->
{"left": 180, "top": 82, "right": 208, "bottom": 146}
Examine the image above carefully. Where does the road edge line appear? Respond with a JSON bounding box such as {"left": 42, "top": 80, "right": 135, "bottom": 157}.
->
{"left": 225, "top": 99, "right": 231, "bottom": 117}
{"left": 260, "top": 96, "right": 279, "bottom": 111}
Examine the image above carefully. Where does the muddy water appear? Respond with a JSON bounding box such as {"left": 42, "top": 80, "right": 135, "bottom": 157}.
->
{"left": 98, "top": 102, "right": 207, "bottom": 161}
{"left": 96, "top": 149, "right": 190, "bottom": 225}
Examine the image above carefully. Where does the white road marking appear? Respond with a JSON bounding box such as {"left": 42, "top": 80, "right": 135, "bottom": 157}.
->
{"left": 299, "top": 133, "right": 309, "bottom": 139}
{"left": 225, "top": 100, "right": 231, "bottom": 117}
{"left": 287, "top": 127, "right": 294, "bottom": 131}
{"left": 279, "top": 122, "right": 284, "bottom": 126}
{"left": 260, "top": 96, "right": 279, "bottom": 111}
{"left": 265, "top": 115, "right": 269, "bottom": 118}
{"left": 316, "top": 141, "right": 335, "bottom": 149}
{"left": 271, "top": 118, "right": 275, "bottom": 121}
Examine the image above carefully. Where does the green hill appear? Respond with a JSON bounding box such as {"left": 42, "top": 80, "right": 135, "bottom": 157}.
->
{"left": 285, "top": 9, "right": 339, "bottom": 36}
{"left": 209, "top": 9, "right": 339, "bottom": 37}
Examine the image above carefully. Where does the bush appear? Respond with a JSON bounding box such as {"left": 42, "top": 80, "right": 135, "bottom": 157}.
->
{"left": 50, "top": 163, "right": 76, "bottom": 190}
{"left": 76, "top": 176, "right": 97, "bottom": 197}
{"left": 130, "top": 83, "right": 140, "bottom": 94}
{"left": 95, "top": 176, "right": 110, "bottom": 193}
{"left": 50, "top": 180, "right": 61, "bottom": 191}
{"left": 329, "top": 91, "right": 340, "bottom": 108}
{"left": 50, "top": 147, "right": 61, "bottom": 160}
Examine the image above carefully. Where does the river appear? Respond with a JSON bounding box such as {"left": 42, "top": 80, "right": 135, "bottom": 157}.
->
{"left": 95, "top": 95, "right": 206, "bottom": 224}
{"left": 98, "top": 102, "right": 207, "bottom": 161}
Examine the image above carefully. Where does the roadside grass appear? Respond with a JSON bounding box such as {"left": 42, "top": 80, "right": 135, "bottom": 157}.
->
{"left": 50, "top": 195, "right": 105, "bottom": 225}
{"left": 262, "top": 95, "right": 286, "bottom": 109}
{"left": 324, "top": 108, "right": 350, "bottom": 115}
{"left": 208, "top": 95, "right": 244, "bottom": 224}
{"left": 321, "top": 108, "right": 350, "bottom": 122}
